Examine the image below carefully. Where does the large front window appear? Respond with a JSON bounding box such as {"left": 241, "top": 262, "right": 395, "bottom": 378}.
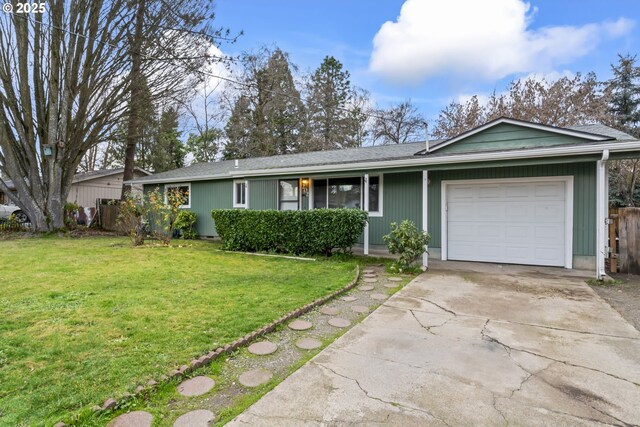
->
{"left": 312, "top": 175, "right": 382, "bottom": 215}
{"left": 279, "top": 179, "right": 299, "bottom": 210}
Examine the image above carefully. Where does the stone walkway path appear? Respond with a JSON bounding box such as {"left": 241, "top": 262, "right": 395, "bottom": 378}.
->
{"left": 106, "top": 266, "right": 410, "bottom": 427}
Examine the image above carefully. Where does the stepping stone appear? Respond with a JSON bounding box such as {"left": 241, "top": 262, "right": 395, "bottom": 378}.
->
{"left": 328, "top": 317, "right": 351, "bottom": 328}
{"left": 363, "top": 273, "right": 377, "bottom": 278}
{"left": 295, "top": 337, "right": 322, "bottom": 350}
{"left": 387, "top": 277, "right": 402, "bottom": 282}
{"left": 247, "top": 341, "right": 278, "bottom": 355}
{"left": 371, "top": 293, "right": 388, "bottom": 301}
{"left": 384, "top": 283, "right": 399, "bottom": 289}
{"left": 351, "top": 305, "right": 369, "bottom": 314}
{"left": 363, "top": 278, "right": 378, "bottom": 283}
{"left": 341, "top": 296, "right": 357, "bottom": 302}
{"left": 177, "top": 376, "right": 215, "bottom": 397}
{"left": 288, "top": 319, "right": 313, "bottom": 331}
{"left": 319, "top": 306, "right": 339, "bottom": 316}
{"left": 173, "top": 409, "right": 215, "bottom": 427}
{"left": 239, "top": 368, "right": 273, "bottom": 387}
{"left": 363, "top": 269, "right": 375, "bottom": 274}
{"left": 108, "top": 411, "right": 153, "bottom": 427}
{"left": 358, "top": 285, "right": 374, "bottom": 291}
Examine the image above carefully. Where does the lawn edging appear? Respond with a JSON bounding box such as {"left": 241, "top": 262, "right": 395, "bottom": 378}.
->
{"left": 82, "top": 264, "right": 361, "bottom": 424}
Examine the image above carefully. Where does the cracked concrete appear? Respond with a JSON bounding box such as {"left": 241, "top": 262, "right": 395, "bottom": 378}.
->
{"left": 227, "top": 264, "right": 640, "bottom": 426}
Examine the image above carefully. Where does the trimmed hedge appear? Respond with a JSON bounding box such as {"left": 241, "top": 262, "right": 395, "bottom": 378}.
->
{"left": 211, "top": 209, "right": 368, "bottom": 255}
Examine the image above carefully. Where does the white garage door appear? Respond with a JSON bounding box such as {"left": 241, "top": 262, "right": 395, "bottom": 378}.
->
{"left": 445, "top": 179, "right": 569, "bottom": 267}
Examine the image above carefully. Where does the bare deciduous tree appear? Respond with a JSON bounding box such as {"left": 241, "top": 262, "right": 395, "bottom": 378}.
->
{"left": 0, "top": 1, "right": 133, "bottom": 230}
{"left": 372, "top": 100, "right": 425, "bottom": 145}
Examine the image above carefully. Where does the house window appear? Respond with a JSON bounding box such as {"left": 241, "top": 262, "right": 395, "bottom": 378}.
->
{"left": 233, "top": 180, "right": 248, "bottom": 208}
{"left": 312, "top": 175, "right": 382, "bottom": 215}
{"left": 165, "top": 183, "right": 190, "bottom": 208}
{"left": 368, "top": 175, "right": 383, "bottom": 217}
{"left": 279, "top": 179, "right": 299, "bottom": 210}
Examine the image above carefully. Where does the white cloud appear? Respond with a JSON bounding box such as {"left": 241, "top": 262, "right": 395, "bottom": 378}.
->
{"left": 369, "top": 0, "right": 634, "bottom": 84}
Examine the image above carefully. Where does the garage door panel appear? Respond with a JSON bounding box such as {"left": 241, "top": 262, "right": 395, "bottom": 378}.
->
{"left": 446, "top": 179, "right": 568, "bottom": 267}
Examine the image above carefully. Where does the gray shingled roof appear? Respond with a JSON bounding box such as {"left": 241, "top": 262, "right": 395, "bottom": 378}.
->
{"left": 74, "top": 167, "right": 151, "bottom": 183}
{"left": 131, "top": 123, "right": 635, "bottom": 184}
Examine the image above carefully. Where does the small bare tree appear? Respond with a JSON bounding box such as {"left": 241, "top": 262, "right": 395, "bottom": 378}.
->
{"left": 372, "top": 100, "right": 425, "bottom": 145}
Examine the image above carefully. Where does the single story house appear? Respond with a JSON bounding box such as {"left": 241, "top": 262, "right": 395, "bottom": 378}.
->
{"left": 1, "top": 168, "right": 150, "bottom": 209}
{"left": 129, "top": 118, "right": 640, "bottom": 278}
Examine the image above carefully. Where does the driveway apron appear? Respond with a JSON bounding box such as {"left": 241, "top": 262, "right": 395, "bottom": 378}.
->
{"left": 228, "top": 265, "right": 640, "bottom": 426}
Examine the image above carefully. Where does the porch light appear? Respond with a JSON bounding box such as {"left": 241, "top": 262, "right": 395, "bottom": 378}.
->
{"left": 301, "top": 178, "right": 310, "bottom": 196}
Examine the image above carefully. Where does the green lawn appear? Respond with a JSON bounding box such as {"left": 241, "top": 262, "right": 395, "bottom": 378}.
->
{"left": 0, "top": 237, "right": 356, "bottom": 426}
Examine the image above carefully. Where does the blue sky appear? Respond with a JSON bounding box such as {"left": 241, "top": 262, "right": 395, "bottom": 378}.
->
{"left": 214, "top": 0, "right": 639, "bottom": 121}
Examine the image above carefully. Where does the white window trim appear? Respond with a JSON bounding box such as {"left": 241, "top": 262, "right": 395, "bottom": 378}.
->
{"left": 233, "top": 180, "right": 248, "bottom": 208}
{"left": 164, "top": 183, "right": 191, "bottom": 209}
{"left": 368, "top": 174, "right": 383, "bottom": 217}
{"left": 310, "top": 175, "right": 383, "bottom": 216}
{"left": 440, "top": 176, "right": 574, "bottom": 269}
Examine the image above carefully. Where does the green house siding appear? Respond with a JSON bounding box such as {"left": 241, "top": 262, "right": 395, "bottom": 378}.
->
{"left": 191, "top": 180, "right": 233, "bottom": 236}
{"left": 426, "top": 162, "right": 597, "bottom": 257}
{"left": 368, "top": 172, "right": 422, "bottom": 245}
{"left": 248, "top": 179, "right": 278, "bottom": 210}
{"left": 436, "top": 123, "right": 593, "bottom": 154}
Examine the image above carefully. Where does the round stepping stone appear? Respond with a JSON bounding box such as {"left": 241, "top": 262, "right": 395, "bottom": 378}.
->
{"left": 351, "top": 305, "right": 370, "bottom": 313}
{"left": 384, "top": 283, "right": 399, "bottom": 289}
{"left": 247, "top": 341, "right": 278, "bottom": 355}
{"left": 177, "top": 376, "right": 215, "bottom": 397}
{"left": 328, "top": 317, "right": 351, "bottom": 328}
{"left": 173, "top": 409, "right": 214, "bottom": 427}
{"left": 295, "top": 337, "right": 322, "bottom": 350}
{"left": 371, "top": 293, "right": 388, "bottom": 301}
{"left": 341, "top": 296, "right": 357, "bottom": 302}
{"left": 359, "top": 285, "right": 374, "bottom": 291}
{"left": 363, "top": 269, "right": 375, "bottom": 274}
{"left": 108, "top": 411, "right": 153, "bottom": 427}
{"left": 387, "top": 277, "right": 402, "bottom": 282}
{"left": 239, "top": 368, "right": 273, "bottom": 387}
{"left": 363, "top": 278, "right": 378, "bottom": 283}
{"left": 288, "top": 319, "right": 313, "bottom": 331}
{"left": 319, "top": 306, "right": 339, "bottom": 316}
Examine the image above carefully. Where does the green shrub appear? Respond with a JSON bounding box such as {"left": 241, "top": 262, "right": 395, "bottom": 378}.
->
{"left": 211, "top": 209, "right": 368, "bottom": 255}
{"left": 174, "top": 210, "right": 198, "bottom": 239}
{"left": 0, "top": 214, "right": 27, "bottom": 232}
{"left": 383, "top": 220, "right": 430, "bottom": 272}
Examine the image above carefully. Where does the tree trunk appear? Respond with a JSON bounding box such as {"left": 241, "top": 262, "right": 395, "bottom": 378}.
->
{"left": 121, "top": 0, "right": 146, "bottom": 198}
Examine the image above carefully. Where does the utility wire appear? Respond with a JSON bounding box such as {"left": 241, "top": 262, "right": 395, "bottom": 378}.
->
{"left": 9, "top": 11, "right": 418, "bottom": 127}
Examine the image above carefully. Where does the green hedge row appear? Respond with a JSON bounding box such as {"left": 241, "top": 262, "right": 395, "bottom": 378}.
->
{"left": 211, "top": 209, "right": 368, "bottom": 255}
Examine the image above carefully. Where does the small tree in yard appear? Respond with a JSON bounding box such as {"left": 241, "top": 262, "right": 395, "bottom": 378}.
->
{"left": 118, "top": 196, "right": 148, "bottom": 246}
{"left": 118, "top": 188, "right": 187, "bottom": 246}
{"left": 383, "top": 220, "right": 430, "bottom": 272}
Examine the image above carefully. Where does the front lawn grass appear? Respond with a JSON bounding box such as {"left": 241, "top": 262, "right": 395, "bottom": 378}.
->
{"left": 0, "top": 237, "right": 356, "bottom": 426}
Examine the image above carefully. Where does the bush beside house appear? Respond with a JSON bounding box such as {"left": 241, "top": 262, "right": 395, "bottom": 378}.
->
{"left": 212, "top": 209, "right": 368, "bottom": 255}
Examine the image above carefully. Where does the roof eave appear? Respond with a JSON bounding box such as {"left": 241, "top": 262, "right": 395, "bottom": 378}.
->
{"left": 129, "top": 140, "right": 640, "bottom": 184}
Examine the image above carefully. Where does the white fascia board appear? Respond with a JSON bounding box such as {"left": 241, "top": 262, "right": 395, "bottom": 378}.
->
{"left": 430, "top": 118, "right": 613, "bottom": 153}
{"left": 128, "top": 139, "right": 640, "bottom": 184}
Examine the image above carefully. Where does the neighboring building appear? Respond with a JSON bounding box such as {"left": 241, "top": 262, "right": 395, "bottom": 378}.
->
{"left": 129, "top": 118, "right": 640, "bottom": 277}
{"left": 1, "top": 168, "right": 150, "bottom": 208}
{"left": 68, "top": 167, "right": 150, "bottom": 207}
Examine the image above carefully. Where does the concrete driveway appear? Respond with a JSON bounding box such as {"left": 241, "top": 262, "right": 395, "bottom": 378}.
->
{"left": 229, "top": 262, "right": 640, "bottom": 426}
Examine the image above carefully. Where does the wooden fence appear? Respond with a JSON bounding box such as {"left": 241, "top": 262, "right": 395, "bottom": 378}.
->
{"left": 608, "top": 207, "right": 640, "bottom": 274}
{"left": 98, "top": 204, "right": 121, "bottom": 232}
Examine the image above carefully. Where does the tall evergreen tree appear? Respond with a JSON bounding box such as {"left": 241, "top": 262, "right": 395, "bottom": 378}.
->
{"left": 608, "top": 54, "right": 640, "bottom": 207}
{"left": 224, "top": 48, "right": 305, "bottom": 159}
{"left": 151, "top": 107, "right": 184, "bottom": 172}
{"left": 305, "top": 56, "right": 359, "bottom": 150}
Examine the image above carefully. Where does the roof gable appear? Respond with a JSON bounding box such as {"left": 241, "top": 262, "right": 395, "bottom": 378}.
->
{"left": 431, "top": 118, "right": 613, "bottom": 155}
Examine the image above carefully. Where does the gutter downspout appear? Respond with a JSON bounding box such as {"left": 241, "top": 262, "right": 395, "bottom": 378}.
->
{"left": 596, "top": 149, "right": 610, "bottom": 279}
